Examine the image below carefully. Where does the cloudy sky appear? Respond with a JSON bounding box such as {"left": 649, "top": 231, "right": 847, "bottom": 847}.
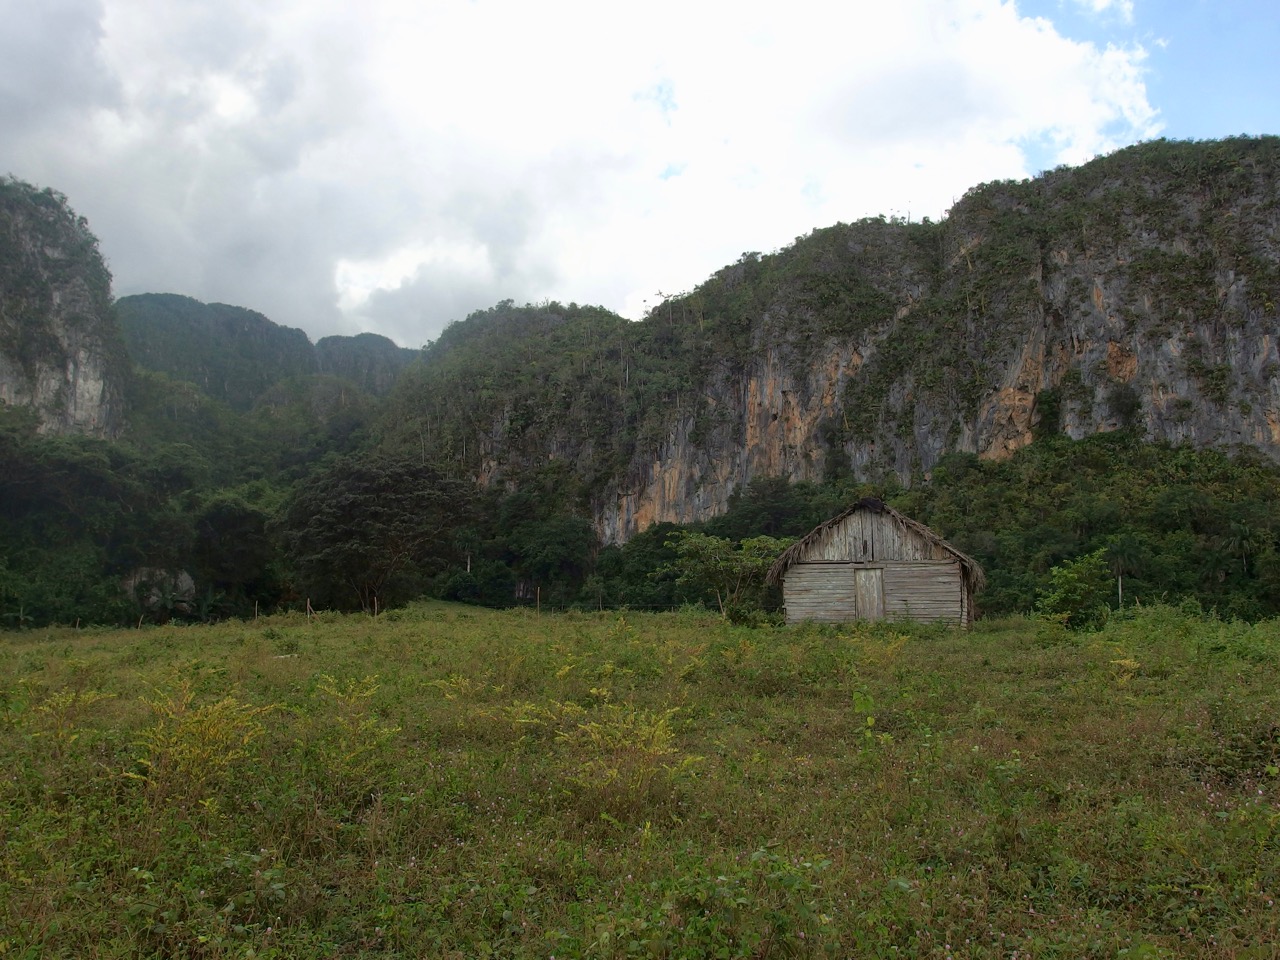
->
{"left": 2, "top": 0, "right": 1275, "bottom": 347}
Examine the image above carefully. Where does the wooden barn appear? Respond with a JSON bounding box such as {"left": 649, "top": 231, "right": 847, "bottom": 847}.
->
{"left": 766, "top": 498, "right": 985, "bottom": 626}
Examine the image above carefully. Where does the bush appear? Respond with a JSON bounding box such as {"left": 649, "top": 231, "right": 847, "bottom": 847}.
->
{"left": 1035, "top": 549, "right": 1112, "bottom": 630}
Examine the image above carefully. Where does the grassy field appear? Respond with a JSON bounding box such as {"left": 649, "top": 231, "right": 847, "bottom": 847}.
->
{"left": 1, "top": 603, "right": 1278, "bottom": 958}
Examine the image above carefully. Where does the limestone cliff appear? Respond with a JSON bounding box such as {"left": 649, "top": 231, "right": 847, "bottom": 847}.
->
{"left": 387, "top": 137, "right": 1280, "bottom": 544}
{"left": 593, "top": 138, "right": 1280, "bottom": 540}
{"left": 0, "top": 178, "right": 126, "bottom": 435}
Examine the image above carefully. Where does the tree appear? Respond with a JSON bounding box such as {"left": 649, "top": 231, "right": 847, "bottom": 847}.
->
{"left": 1035, "top": 549, "right": 1112, "bottom": 630}
{"left": 1224, "top": 520, "right": 1260, "bottom": 575}
{"left": 1106, "top": 533, "right": 1145, "bottom": 608}
{"left": 503, "top": 513, "right": 598, "bottom": 606}
{"left": 438, "top": 558, "right": 517, "bottom": 608}
{"left": 661, "top": 532, "right": 793, "bottom": 619}
{"left": 279, "top": 456, "right": 475, "bottom": 612}
{"left": 192, "top": 491, "right": 282, "bottom": 614}
{"left": 597, "top": 522, "right": 683, "bottom": 610}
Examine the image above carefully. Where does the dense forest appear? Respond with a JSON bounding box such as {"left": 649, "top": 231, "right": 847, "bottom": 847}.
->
{"left": 3, "top": 137, "right": 1280, "bottom": 628}
{"left": 4, "top": 354, "right": 1280, "bottom": 628}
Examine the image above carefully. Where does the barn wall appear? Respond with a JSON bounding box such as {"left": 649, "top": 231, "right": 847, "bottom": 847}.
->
{"left": 782, "top": 560, "right": 965, "bottom": 625}
{"left": 782, "top": 562, "right": 858, "bottom": 623}
{"left": 796, "top": 511, "right": 951, "bottom": 564}
{"left": 883, "top": 561, "right": 964, "bottom": 624}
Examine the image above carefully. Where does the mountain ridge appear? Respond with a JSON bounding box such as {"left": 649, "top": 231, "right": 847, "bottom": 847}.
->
{"left": 376, "top": 136, "right": 1280, "bottom": 542}
{"left": 4, "top": 137, "right": 1278, "bottom": 547}
{"left": 115, "top": 293, "right": 419, "bottom": 409}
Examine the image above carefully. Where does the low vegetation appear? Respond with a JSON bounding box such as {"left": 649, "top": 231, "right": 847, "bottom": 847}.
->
{"left": 3, "top": 603, "right": 1277, "bottom": 957}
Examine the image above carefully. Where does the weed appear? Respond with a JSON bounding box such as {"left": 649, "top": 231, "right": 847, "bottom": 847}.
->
{"left": 32, "top": 688, "right": 116, "bottom": 757}
{"left": 129, "top": 679, "right": 273, "bottom": 807}
{"left": 556, "top": 703, "right": 702, "bottom": 820}
{"left": 3, "top": 603, "right": 1280, "bottom": 956}
{"left": 307, "top": 675, "right": 401, "bottom": 814}
{"left": 577, "top": 846, "right": 832, "bottom": 957}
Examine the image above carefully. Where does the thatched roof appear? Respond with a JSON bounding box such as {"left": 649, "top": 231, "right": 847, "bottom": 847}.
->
{"left": 766, "top": 497, "right": 987, "bottom": 589}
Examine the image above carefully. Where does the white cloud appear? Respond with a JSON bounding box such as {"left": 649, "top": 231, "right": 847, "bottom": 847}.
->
{"left": 1074, "top": 0, "right": 1135, "bottom": 24}
{"left": 0, "top": 0, "right": 1161, "bottom": 346}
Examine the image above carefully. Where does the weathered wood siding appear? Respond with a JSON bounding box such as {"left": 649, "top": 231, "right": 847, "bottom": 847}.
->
{"left": 882, "top": 561, "right": 963, "bottom": 623}
{"left": 780, "top": 507, "right": 977, "bottom": 625}
{"left": 782, "top": 562, "right": 859, "bottom": 623}
{"left": 854, "top": 568, "right": 885, "bottom": 619}
{"left": 793, "top": 510, "right": 952, "bottom": 564}
{"left": 782, "top": 560, "right": 964, "bottom": 624}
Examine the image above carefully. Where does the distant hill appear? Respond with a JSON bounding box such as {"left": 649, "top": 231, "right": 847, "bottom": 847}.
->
{"left": 317, "top": 332, "right": 420, "bottom": 397}
{"left": 115, "top": 294, "right": 315, "bottom": 411}
{"left": 115, "top": 293, "right": 418, "bottom": 410}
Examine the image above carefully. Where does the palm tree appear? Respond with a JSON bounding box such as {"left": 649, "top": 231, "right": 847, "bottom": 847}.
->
{"left": 1107, "top": 533, "right": 1144, "bottom": 608}
{"left": 1224, "top": 521, "right": 1259, "bottom": 575}
{"left": 1198, "top": 544, "right": 1233, "bottom": 589}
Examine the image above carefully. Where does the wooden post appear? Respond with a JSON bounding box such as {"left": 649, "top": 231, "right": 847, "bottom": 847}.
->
{"left": 536, "top": 585, "right": 541, "bottom": 614}
{"left": 306, "top": 598, "right": 313, "bottom": 621}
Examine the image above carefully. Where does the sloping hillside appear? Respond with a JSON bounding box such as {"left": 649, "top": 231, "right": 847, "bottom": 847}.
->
{"left": 379, "top": 137, "right": 1280, "bottom": 541}
{"left": 116, "top": 293, "right": 419, "bottom": 410}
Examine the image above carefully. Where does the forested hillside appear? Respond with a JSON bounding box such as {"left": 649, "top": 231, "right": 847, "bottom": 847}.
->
{"left": 380, "top": 136, "right": 1280, "bottom": 541}
{"left": 3, "top": 137, "right": 1280, "bottom": 627}
{"left": 117, "top": 293, "right": 418, "bottom": 408}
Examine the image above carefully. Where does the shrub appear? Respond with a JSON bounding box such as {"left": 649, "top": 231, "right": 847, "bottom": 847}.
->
{"left": 556, "top": 703, "right": 701, "bottom": 820}
{"left": 130, "top": 680, "right": 273, "bottom": 807}
{"left": 1036, "top": 549, "right": 1112, "bottom": 630}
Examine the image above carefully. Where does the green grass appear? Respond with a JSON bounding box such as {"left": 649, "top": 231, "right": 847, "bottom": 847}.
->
{"left": 2, "top": 603, "right": 1278, "bottom": 958}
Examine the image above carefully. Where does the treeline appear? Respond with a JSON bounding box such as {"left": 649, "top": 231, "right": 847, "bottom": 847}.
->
{"left": 902, "top": 431, "right": 1280, "bottom": 621}
{"left": 4, "top": 391, "right": 1280, "bottom": 628}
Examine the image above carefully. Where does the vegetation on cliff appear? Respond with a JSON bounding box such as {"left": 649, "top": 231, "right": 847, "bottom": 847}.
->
{"left": 116, "top": 293, "right": 419, "bottom": 410}
{"left": 116, "top": 294, "right": 318, "bottom": 412}
{"left": 0, "top": 176, "right": 128, "bottom": 434}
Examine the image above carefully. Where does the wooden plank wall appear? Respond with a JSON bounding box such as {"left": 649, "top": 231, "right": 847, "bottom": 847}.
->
{"left": 782, "top": 563, "right": 859, "bottom": 623}
{"left": 783, "top": 561, "right": 964, "bottom": 624}
{"left": 882, "top": 562, "right": 963, "bottom": 624}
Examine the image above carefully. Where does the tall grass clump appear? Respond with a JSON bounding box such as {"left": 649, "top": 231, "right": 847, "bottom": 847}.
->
{"left": 555, "top": 702, "right": 702, "bottom": 821}
{"left": 130, "top": 679, "right": 274, "bottom": 808}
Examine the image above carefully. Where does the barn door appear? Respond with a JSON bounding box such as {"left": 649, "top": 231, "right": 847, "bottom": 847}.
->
{"left": 854, "top": 568, "right": 885, "bottom": 620}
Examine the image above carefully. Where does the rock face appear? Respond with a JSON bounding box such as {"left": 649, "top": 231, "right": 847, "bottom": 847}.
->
{"left": 591, "top": 139, "right": 1280, "bottom": 541}
{"left": 597, "top": 342, "right": 866, "bottom": 543}
{"left": 0, "top": 179, "right": 126, "bottom": 436}
{"left": 389, "top": 138, "right": 1280, "bottom": 543}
